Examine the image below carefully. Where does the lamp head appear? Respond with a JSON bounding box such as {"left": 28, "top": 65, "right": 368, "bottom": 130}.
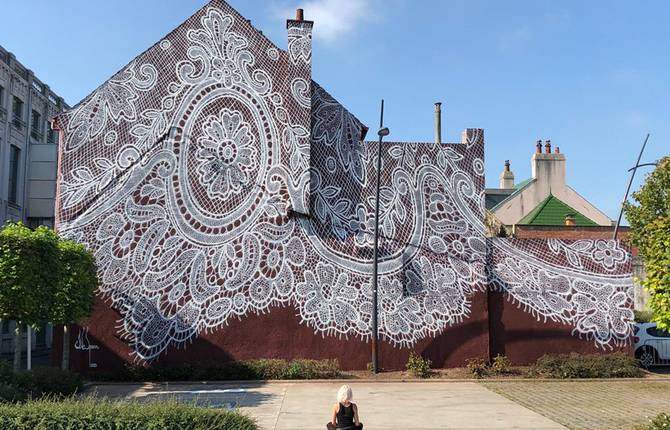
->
{"left": 378, "top": 127, "right": 390, "bottom": 137}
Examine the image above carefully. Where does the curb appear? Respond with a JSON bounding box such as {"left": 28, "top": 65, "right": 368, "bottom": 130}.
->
{"left": 85, "top": 376, "right": 670, "bottom": 387}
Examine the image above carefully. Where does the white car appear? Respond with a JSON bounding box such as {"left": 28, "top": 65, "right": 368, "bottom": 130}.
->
{"left": 634, "top": 322, "right": 670, "bottom": 367}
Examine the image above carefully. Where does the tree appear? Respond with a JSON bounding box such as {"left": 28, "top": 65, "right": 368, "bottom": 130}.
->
{"left": 53, "top": 239, "right": 98, "bottom": 370}
{"left": 0, "top": 223, "right": 60, "bottom": 371}
{"left": 624, "top": 156, "right": 670, "bottom": 330}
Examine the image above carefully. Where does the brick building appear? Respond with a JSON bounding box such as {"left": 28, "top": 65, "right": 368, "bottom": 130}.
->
{"left": 485, "top": 143, "right": 648, "bottom": 309}
{"left": 52, "top": 1, "right": 635, "bottom": 372}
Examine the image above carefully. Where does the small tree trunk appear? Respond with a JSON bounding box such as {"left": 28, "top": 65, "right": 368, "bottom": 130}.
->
{"left": 13, "top": 322, "right": 22, "bottom": 372}
{"left": 61, "top": 324, "right": 70, "bottom": 371}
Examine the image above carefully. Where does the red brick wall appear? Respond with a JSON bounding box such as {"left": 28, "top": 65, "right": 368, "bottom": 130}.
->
{"left": 513, "top": 225, "right": 629, "bottom": 240}
{"left": 53, "top": 289, "right": 632, "bottom": 375}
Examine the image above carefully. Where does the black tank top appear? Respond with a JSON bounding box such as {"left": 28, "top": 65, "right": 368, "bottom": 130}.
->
{"left": 337, "top": 402, "right": 355, "bottom": 428}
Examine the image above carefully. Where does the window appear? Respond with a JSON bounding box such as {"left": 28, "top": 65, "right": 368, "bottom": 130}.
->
{"left": 31, "top": 109, "right": 42, "bottom": 140}
{"left": 0, "top": 86, "right": 5, "bottom": 122}
{"left": 8, "top": 145, "right": 20, "bottom": 205}
{"left": 12, "top": 96, "right": 22, "bottom": 119}
{"left": 27, "top": 217, "right": 53, "bottom": 229}
{"left": 646, "top": 326, "right": 670, "bottom": 338}
{"left": 12, "top": 96, "right": 23, "bottom": 129}
{"left": 47, "top": 127, "right": 58, "bottom": 144}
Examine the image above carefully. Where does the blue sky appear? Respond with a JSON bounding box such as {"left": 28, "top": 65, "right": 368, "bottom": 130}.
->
{"left": 1, "top": 0, "right": 667, "bottom": 220}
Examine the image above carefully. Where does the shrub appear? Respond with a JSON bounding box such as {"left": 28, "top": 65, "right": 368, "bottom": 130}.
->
{"left": 528, "top": 353, "right": 644, "bottom": 379}
{"left": 634, "top": 310, "right": 654, "bottom": 323}
{"left": 13, "top": 366, "right": 83, "bottom": 398}
{"left": 107, "top": 359, "right": 341, "bottom": 381}
{"left": 490, "top": 354, "right": 512, "bottom": 375}
{"left": 0, "top": 383, "right": 27, "bottom": 403}
{"left": 0, "top": 398, "right": 257, "bottom": 430}
{"left": 283, "top": 359, "right": 340, "bottom": 379}
{"left": 0, "top": 360, "right": 13, "bottom": 384}
{"left": 636, "top": 413, "right": 670, "bottom": 430}
{"left": 406, "top": 352, "right": 432, "bottom": 378}
{"left": 0, "top": 365, "right": 83, "bottom": 403}
{"left": 465, "top": 357, "right": 488, "bottom": 379}
{"left": 249, "top": 359, "right": 289, "bottom": 379}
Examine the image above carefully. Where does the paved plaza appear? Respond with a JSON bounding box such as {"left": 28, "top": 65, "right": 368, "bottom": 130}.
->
{"left": 92, "top": 381, "right": 567, "bottom": 429}
{"left": 89, "top": 379, "right": 670, "bottom": 429}
{"left": 484, "top": 380, "right": 670, "bottom": 430}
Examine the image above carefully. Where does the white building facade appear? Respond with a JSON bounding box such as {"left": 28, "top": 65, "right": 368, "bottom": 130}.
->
{"left": 0, "top": 44, "right": 68, "bottom": 356}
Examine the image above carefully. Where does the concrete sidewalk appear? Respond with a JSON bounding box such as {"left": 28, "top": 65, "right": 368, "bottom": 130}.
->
{"left": 90, "top": 381, "right": 566, "bottom": 430}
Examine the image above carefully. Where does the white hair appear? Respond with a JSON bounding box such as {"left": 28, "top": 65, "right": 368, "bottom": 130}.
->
{"left": 337, "top": 385, "right": 353, "bottom": 403}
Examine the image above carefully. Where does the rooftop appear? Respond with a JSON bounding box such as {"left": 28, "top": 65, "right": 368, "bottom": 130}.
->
{"left": 518, "top": 194, "right": 598, "bottom": 226}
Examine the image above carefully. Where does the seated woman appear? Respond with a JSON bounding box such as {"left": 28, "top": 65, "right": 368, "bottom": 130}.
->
{"left": 327, "top": 385, "right": 363, "bottom": 430}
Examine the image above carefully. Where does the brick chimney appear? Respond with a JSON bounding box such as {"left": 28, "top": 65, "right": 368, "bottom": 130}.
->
{"left": 531, "top": 139, "right": 566, "bottom": 191}
{"left": 286, "top": 9, "right": 313, "bottom": 67}
{"left": 499, "top": 160, "right": 515, "bottom": 189}
{"left": 284, "top": 9, "right": 313, "bottom": 216}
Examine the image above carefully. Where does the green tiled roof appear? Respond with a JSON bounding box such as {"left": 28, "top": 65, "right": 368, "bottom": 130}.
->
{"left": 490, "top": 178, "right": 536, "bottom": 212}
{"left": 514, "top": 178, "right": 533, "bottom": 190}
{"left": 518, "top": 194, "right": 598, "bottom": 226}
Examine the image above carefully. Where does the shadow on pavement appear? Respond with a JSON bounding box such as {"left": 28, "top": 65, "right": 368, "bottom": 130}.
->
{"left": 89, "top": 381, "right": 277, "bottom": 411}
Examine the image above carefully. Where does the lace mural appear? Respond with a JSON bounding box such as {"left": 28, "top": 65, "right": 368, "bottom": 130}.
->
{"left": 55, "top": 1, "right": 633, "bottom": 361}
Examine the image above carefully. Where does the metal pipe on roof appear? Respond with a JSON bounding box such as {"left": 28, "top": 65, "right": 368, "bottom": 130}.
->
{"left": 434, "top": 102, "right": 442, "bottom": 144}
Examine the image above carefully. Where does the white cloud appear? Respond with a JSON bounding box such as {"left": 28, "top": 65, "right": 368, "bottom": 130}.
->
{"left": 281, "top": 0, "right": 373, "bottom": 43}
{"left": 623, "top": 110, "right": 650, "bottom": 129}
{"left": 498, "top": 26, "right": 533, "bottom": 54}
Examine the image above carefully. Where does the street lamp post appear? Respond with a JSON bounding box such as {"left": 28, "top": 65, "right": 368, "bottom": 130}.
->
{"left": 613, "top": 133, "right": 657, "bottom": 241}
{"left": 371, "top": 99, "right": 389, "bottom": 374}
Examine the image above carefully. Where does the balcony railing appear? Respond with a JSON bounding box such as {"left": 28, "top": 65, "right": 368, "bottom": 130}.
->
{"left": 31, "top": 129, "right": 43, "bottom": 142}
{"left": 11, "top": 115, "right": 24, "bottom": 130}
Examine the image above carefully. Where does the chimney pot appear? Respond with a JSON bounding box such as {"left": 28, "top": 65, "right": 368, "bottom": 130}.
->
{"left": 499, "top": 159, "right": 515, "bottom": 189}
{"left": 536, "top": 139, "right": 542, "bottom": 153}
{"left": 545, "top": 139, "right": 552, "bottom": 154}
{"left": 296, "top": 8, "right": 304, "bottom": 21}
{"left": 434, "top": 102, "right": 442, "bottom": 144}
{"left": 564, "top": 213, "right": 576, "bottom": 227}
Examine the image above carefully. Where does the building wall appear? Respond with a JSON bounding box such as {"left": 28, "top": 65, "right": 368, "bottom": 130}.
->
{"left": 492, "top": 151, "right": 612, "bottom": 226}
{"left": 0, "top": 45, "right": 66, "bottom": 355}
{"left": 513, "top": 225, "right": 648, "bottom": 310}
{"left": 53, "top": 0, "right": 635, "bottom": 372}
{"left": 54, "top": 285, "right": 631, "bottom": 373}
{"left": 0, "top": 44, "right": 66, "bottom": 228}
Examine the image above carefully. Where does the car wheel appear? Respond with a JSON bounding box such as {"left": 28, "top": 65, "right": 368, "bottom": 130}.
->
{"left": 636, "top": 347, "right": 657, "bottom": 368}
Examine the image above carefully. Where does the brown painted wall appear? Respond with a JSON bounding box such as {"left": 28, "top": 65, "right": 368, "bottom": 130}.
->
{"left": 53, "top": 289, "right": 631, "bottom": 375}
{"left": 54, "top": 293, "right": 489, "bottom": 373}
{"left": 487, "top": 291, "right": 631, "bottom": 364}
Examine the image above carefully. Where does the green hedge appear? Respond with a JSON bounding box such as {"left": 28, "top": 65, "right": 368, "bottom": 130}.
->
{"left": 96, "top": 358, "right": 341, "bottom": 381}
{"left": 528, "top": 352, "right": 643, "bottom": 378}
{"left": 0, "top": 361, "right": 83, "bottom": 402}
{"left": 636, "top": 413, "right": 670, "bottom": 430}
{"left": 0, "top": 398, "right": 257, "bottom": 430}
{"left": 634, "top": 310, "right": 654, "bottom": 323}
